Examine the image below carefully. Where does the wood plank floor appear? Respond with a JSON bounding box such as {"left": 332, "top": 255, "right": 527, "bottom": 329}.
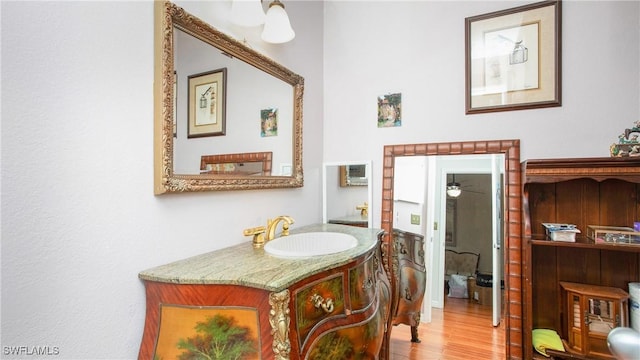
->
{"left": 389, "top": 297, "right": 506, "bottom": 359}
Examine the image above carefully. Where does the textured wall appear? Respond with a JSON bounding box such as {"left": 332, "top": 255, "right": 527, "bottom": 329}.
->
{"left": 1, "top": 1, "right": 324, "bottom": 358}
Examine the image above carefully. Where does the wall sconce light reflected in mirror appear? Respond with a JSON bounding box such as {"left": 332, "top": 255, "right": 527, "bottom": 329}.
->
{"left": 509, "top": 40, "right": 528, "bottom": 64}
{"left": 230, "top": 0, "right": 266, "bottom": 27}
{"left": 261, "top": 0, "right": 295, "bottom": 44}
{"left": 199, "top": 86, "right": 213, "bottom": 109}
{"left": 230, "top": 0, "right": 295, "bottom": 44}
{"left": 446, "top": 174, "right": 462, "bottom": 198}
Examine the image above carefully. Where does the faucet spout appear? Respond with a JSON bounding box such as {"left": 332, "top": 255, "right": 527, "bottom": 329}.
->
{"left": 266, "top": 216, "right": 295, "bottom": 241}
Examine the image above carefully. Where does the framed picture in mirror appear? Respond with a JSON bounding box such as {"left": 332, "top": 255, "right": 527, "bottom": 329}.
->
{"left": 188, "top": 68, "right": 227, "bottom": 138}
{"left": 340, "top": 164, "right": 368, "bottom": 187}
{"left": 445, "top": 198, "right": 457, "bottom": 247}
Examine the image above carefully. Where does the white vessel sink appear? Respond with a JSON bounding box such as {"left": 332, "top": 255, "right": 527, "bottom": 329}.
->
{"left": 264, "top": 232, "right": 358, "bottom": 258}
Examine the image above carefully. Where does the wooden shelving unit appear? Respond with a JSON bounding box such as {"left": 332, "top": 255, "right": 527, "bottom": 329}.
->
{"left": 522, "top": 157, "right": 640, "bottom": 360}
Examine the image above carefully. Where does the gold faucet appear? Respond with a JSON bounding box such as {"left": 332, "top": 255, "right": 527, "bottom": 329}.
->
{"left": 266, "top": 215, "right": 295, "bottom": 241}
{"left": 243, "top": 216, "right": 295, "bottom": 249}
{"left": 356, "top": 202, "right": 368, "bottom": 217}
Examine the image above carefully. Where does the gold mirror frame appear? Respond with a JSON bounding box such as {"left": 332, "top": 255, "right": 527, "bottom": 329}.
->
{"left": 380, "top": 140, "right": 523, "bottom": 359}
{"left": 154, "top": 1, "right": 304, "bottom": 194}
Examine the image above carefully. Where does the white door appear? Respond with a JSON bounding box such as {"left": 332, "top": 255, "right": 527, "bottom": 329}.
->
{"left": 491, "top": 155, "right": 503, "bottom": 327}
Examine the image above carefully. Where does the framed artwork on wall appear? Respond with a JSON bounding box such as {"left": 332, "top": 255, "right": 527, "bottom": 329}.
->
{"left": 188, "top": 68, "right": 227, "bottom": 138}
{"left": 465, "top": 0, "right": 561, "bottom": 114}
{"left": 377, "top": 93, "right": 402, "bottom": 127}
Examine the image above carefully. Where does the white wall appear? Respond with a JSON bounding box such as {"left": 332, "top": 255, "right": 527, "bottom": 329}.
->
{"left": 323, "top": 1, "right": 640, "bottom": 229}
{"left": 2, "top": 0, "right": 639, "bottom": 358}
{"left": 1, "top": 1, "right": 323, "bottom": 358}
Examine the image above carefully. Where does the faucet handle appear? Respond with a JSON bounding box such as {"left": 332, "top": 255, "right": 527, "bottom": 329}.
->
{"left": 243, "top": 226, "right": 267, "bottom": 248}
{"left": 356, "top": 202, "right": 369, "bottom": 216}
{"left": 281, "top": 222, "right": 291, "bottom": 236}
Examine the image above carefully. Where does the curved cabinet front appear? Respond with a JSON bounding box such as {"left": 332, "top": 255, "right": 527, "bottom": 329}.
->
{"left": 138, "top": 227, "right": 392, "bottom": 360}
{"left": 391, "top": 229, "right": 426, "bottom": 343}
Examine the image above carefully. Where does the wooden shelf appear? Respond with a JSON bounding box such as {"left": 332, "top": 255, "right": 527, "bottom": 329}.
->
{"left": 522, "top": 157, "right": 640, "bottom": 360}
{"left": 523, "top": 157, "right": 640, "bottom": 183}
{"left": 530, "top": 237, "right": 640, "bottom": 252}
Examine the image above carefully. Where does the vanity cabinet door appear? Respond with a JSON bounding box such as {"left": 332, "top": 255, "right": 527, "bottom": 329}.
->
{"left": 349, "top": 253, "right": 376, "bottom": 312}
{"left": 306, "top": 294, "right": 387, "bottom": 360}
{"left": 294, "top": 274, "right": 346, "bottom": 349}
{"left": 306, "top": 249, "right": 391, "bottom": 360}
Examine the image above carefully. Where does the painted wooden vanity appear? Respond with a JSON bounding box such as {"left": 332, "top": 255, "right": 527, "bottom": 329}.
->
{"left": 138, "top": 224, "right": 392, "bottom": 359}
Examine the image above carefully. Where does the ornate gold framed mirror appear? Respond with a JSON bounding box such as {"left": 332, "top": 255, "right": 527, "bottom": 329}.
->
{"left": 154, "top": 1, "right": 304, "bottom": 194}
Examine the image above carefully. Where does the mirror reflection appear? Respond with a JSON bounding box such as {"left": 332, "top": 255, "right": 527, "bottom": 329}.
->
{"left": 173, "top": 28, "right": 294, "bottom": 175}
{"left": 393, "top": 155, "right": 504, "bottom": 320}
{"left": 323, "top": 162, "right": 373, "bottom": 228}
{"left": 154, "top": 1, "right": 304, "bottom": 194}
{"left": 379, "top": 140, "right": 522, "bottom": 352}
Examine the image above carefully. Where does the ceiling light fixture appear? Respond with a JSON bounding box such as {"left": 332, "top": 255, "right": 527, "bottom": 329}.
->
{"left": 446, "top": 174, "right": 462, "bottom": 198}
{"left": 230, "top": 0, "right": 266, "bottom": 27}
{"left": 261, "top": 0, "right": 295, "bottom": 44}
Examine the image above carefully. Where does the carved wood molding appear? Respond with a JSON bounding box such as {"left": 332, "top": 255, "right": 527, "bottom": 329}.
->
{"left": 380, "top": 139, "right": 523, "bottom": 359}
{"left": 269, "top": 289, "right": 291, "bottom": 360}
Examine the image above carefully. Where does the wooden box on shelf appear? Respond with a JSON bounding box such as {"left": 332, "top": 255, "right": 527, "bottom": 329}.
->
{"left": 587, "top": 225, "right": 640, "bottom": 245}
{"left": 560, "top": 282, "right": 629, "bottom": 360}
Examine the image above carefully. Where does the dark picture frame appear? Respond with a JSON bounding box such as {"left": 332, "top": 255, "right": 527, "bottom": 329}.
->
{"left": 445, "top": 198, "right": 457, "bottom": 247}
{"left": 465, "top": 0, "right": 561, "bottom": 114}
{"left": 187, "top": 68, "right": 227, "bottom": 138}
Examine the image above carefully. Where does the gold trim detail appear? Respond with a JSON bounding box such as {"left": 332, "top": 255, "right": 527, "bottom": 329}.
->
{"left": 269, "top": 289, "right": 291, "bottom": 360}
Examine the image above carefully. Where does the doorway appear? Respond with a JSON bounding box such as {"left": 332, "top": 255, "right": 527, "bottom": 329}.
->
{"left": 416, "top": 154, "right": 504, "bottom": 326}
{"left": 441, "top": 172, "right": 504, "bottom": 327}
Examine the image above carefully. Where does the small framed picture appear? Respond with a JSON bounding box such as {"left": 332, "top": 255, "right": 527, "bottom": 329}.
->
{"left": 188, "top": 68, "right": 227, "bottom": 138}
{"left": 260, "top": 108, "right": 278, "bottom": 137}
{"left": 465, "top": 1, "right": 561, "bottom": 114}
{"left": 378, "top": 93, "right": 402, "bottom": 128}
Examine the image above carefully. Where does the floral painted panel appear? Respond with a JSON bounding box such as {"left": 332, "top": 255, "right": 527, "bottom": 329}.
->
{"left": 154, "top": 305, "right": 260, "bottom": 360}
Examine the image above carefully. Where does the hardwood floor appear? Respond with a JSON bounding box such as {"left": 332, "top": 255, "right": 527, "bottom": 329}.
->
{"left": 389, "top": 297, "right": 506, "bottom": 360}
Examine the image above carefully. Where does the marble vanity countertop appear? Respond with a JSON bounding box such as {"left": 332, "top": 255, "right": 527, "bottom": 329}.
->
{"left": 328, "top": 214, "right": 368, "bottom": 226}
{"left": 139, "top": 223, "right": 383, "bottom": 292}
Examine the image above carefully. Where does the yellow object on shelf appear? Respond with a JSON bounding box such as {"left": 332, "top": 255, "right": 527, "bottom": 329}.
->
{"left": 532, "top": 328, "right": 564, "bottom": 357}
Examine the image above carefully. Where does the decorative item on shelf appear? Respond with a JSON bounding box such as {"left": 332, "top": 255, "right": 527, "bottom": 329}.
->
{"left": 610, "top": 121, "right": 640, "bottom": 157}
{"left": 587, "top": 225, "right": 640, "bottom": 245}
{"left": 532, "top": 328, "right": 565, "bottom": 358}
{"left": 559, "top": 282, "right": 630, "bottom": 360}
{"left": 542, "top": 223, "right": 581, "bottom": 242}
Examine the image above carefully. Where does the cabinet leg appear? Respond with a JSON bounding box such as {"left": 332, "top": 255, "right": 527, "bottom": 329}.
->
{"left": 410, "top": 326, "right": 420, "bottom": 343}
